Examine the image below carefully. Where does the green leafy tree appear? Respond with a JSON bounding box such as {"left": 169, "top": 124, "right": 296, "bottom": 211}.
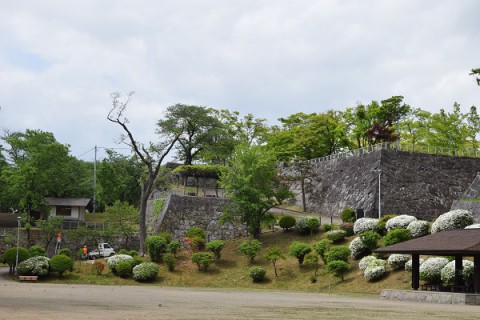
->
{"left": 265, "top": 246, "right": 286, "bottom": 277}
{"left": 108, "top": 92, "right": 179, "bottom": 255}
{"left": 288, "top": 241, "right": 312, "bottom": 266}
{"left": 1, "top": 247, "right": 29, "bottom": 273}
{"left": 425, "top": 103, "right": 468, "bottom": 149}
{"left": 220, "top": 145, "right": 292, "bottom": 238}
{"left": 205, "top": 240, "right": 226, "bottom": 261}
{"left": 36, "top": 216, "right": 64, "bottom": 250}
{"left": 326, "top": 260, "right": 351, "bottom": 281}
{"left": 104, "top": 201, "right": 139, "bottom": 248}
{"left": 303, "top": 252, "right": 320, "bottom": 276}
{"left": 471, "top": 68, "right": 480, "bottom": 86}
{"left": 313, "top": 239, "right": 332, "bottom": 264}
{"left": 238, "top": 239, "right": 262, "bottom": 264}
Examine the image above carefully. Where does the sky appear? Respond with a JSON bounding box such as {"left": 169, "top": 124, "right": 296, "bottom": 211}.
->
{"left": 0, "top": 0, "right": 478, "bottom": 162}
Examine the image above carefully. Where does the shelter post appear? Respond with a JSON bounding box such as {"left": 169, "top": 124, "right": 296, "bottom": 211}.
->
{"left": 454, "top": 255, "right": 463, "bottom": 287}
{"left": 475, "top": 255, "right": 480, "bottom": 294}
{"left": 412, "top": 254, "right": 420, "bottom": 290}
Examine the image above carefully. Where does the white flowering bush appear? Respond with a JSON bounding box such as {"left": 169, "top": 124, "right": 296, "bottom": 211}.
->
{"left": 465, "top": 224, "right": 480, "bottom": 229}
{"left": 326, "top": 230, "right": 347, "bottom": 243}
{"left": 132, "top": 262, "right": 159, "bottom": 282}
{"left": 405, "top": 258, "right": 425, "bottom": 272}
{"left": 386, "top": 215, "right": 417, "bottom": 231}
{"left": 349, "top": 236, "right": 368, "bottom": 259}
{"left": 431, "top": 209, "right": 474, "bottom": 234}
{"left": 359, "top": 255, "right": 377, "bottom": 271}
{"left": 295, "top": 216, "right": 320, "bottom": 234}
{"left": 440, "top": 260, "right": 474, "bottom": 285}
{"left": 107, "top": 254, "right": 134, "bottom": 274}
{"left": 419, "top": 257, "right": 449, "bottom": 283}
{"left": 353, "top": 218, "right": 379, "bottom": 234}
{"left": 407, "top": 220, "right": 429, "bottom": 238}
{"left": 363, "top": 258, "right": 387, "bottom": 281}
{"left": 387, "top": 254, "right": 410, "bottom": 270}
{"left": 17, "top": 256, "right": 50, "bottom": 277}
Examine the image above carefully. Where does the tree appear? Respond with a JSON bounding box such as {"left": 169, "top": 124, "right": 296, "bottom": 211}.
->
{"left": 104, "top": 201, "right": 139, "bottom": 248}
{"left": 265, "top": 246, "right": 286, "bottom": 277}
{"left": 238, "top": 239, "right": 262, "bottom": 264}
{"left": 425, "top": 103, "right": 468, "bottom": 149}
{"left": 107, "top": 92, "right": 179, "bottom": 255}
{"left": 156, "top": 104, "right": 223, "bottom": 164}
{"left": 471, "top": 68, "right": 480, "bottom": 86}
{"left": 220, "top": 145, "right": 292, "bottom": 238}
{"left": 36, "top": 216, "right": 64, "bottom": 250}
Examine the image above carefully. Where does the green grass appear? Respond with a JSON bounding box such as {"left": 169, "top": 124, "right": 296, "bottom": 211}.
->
{"left": 38, "top": 229, "right": 412, "bottom": 294}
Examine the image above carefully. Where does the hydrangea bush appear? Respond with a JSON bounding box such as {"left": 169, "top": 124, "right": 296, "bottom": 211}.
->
{"left": 132, "top": 262, "right": 159, "bottom": 282}
{"left": 349, "top": 236, "right": 368, "bottom": 259}
{"left": 386, "top": 215, "right": 417, "bottom": 231}
{"left": 17, "top": 256, "right": 50, "bottom": 277}
{"left": 387, "top": 254, "right": 410, "bottom": 270}
{"left": 407, "top": 220, "right": 429, "bottom": 238}
{"left": 431, "top": 209, "right": 473, "bottom": 234}
{"left": 419, "top": 257, "right": 449, "bottom": 283}
{"left": 358, "top": 255, "right": 377, "bottom": 271}
{"left": 440, "top": 260, "right": 474, "bottom": 285}
{"left": 353, "top": 218, "right": 379, "bottom": 234}
{"left": 107, "top": 254, "right": 134, "bottom": 275}
{"left": 405, "top": 258, "right": 425, "bottom": 272}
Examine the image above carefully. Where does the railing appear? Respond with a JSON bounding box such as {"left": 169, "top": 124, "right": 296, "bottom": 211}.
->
{"left": 307, "top": 142, "right": 480, "bottom": 164}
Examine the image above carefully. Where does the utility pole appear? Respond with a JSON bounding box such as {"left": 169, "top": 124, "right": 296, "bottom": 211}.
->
{"left": 374, "top": 169, "right": 382, "bottom": 218}
{"left": 93, "top": 145, "right": 97, "bottom": 216}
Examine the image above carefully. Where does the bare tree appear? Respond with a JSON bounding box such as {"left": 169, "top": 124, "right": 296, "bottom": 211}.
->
{"left": 107, "top": 91, "right": 178, "bottom": 254}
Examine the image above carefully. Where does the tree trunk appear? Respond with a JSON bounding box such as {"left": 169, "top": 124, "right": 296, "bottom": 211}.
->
{"left": 138, "top": 185, "right": 149, "bottom": 256}
{"left": 301, "top": 179, "right": 306, "bottom": 212}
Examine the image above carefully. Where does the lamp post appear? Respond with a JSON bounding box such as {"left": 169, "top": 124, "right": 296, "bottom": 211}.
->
{"left": 15, "top": 216, "right": 21, "bottom": 276}
{"left": 374, "top": 169, "right": 382, "bottom": 219}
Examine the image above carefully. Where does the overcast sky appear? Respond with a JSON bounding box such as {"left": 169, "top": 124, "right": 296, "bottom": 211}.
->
{"left": 0, "top": 0, "right": 478, "bottom": 161}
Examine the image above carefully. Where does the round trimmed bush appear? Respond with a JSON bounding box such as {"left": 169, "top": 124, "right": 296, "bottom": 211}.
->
{"left": 325, "top": 246, "right": 351, "bottom": 264}
{"left": 440, "top": 260, "right": 474, "bottom": 285}
{"left": 383, "top": 228, "right": 411, "bottom": 246}
{"left": 349, "top": 237, "right": 368, "bottom": 259}
{"left": 386, "top": 215, "right": 417, "bottom": 231}
{"left": 116, "top": 260, "right": 134, "bottom": 278}
{"left": 419, "top": 257, "right": 449, "bottom": 284}
{"left": 387, "top": 254, "right": 410, "bottom": 270}
{"left": 339, "top": 222, "right": 354, "bottom": 236}
{"left": 431, "top": 209, "right": 474, "bottom": 234}
{"left": 17, "top": 256, "right": 50, "bottom": 277}
{"left": 191, "top": 252, "right": 214, "bottom": 271}
{"left": 288, "top": 242, "right": 311, "bottom": 266}
{"left": 57, "top": 248, "right": 72, "bottom": 258}
{"left": 163, "top": 253, "right": 176, "bottom": 271}
{"left": 249, "top": 266, "right": 267, "bottom": 282}
{"left": 359, "top": 230, "right": 381, "bottom": 250}
{"left": 28, "top": 245, "right": 47, "bottom": 257}
{"left": 186, "top": 227, "right": 206, "bottom": 240}
{"left": 313, "top": 239, "right": 332, "bottom": 263}
{"left": 326, "top": 230, "right": 347, "bottom": 243}
{"left": 326, "top": 260, "right": 351, "bottom": 281}
{"left": 364, "top": 264, "right": 386, "bottom": 281}
{"left": 359, "top": 255, "right": 377, "bottom": 271}
{"left": 133, "top": 262, "right": 159, "bottom": 282}
{"left": 353, "top": 218, "right": 379, "bottom": 234}
{"left": 1, "top": 247, "right": 30, "bottom": 272}
{"left": 107, "top": 254, "right": 134, "bottom": 275}
{"left": 279, "top": 215, "right": 296, "bottom": 231}
{"left": 295, "top": 216, "right": 320, "bottom": 234}
{"left": 146, "top": 236, "right": 168, "bottom": 262}
{"left": 341, "top": 208, "right": 356, "bottom": 222}
{"left": 205, "top": 240, "right": 226, "bottom": 261}
{"left": 407, "top": 220, "right": 429, "bottom": 238}
{"left": 405, "top": 258, "right": 425, "bottom": 272}
{"left": 50, "top": 255, "right": 74, "bottom": 276}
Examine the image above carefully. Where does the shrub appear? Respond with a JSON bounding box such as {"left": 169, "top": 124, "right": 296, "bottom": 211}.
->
{"left": 376, "top": 214, "right": 396, "bottom": 235}
{"left": 288, "top": 242, "right": 312, "bottom": 266}
{"left": 387, "top": 254, "right": 410, "bottom": 270}
{"left": 28, "top": 245, "right": 47, "bottom": 257}
{"left": 128, "top": 250, "right": 139, "bottom": 257}
{"left": 116, "top": 260, "right": 134, "bottom": 278}
{"left": 326, "top": 260, "right": 350, "bottom": 281}
{"left": 419, "top": 257, "right": 449, "bottom": 284}
{"left": 50, "top": 255, "right": 74, "bottom": 276}
{"left": 359, "top": 231, "right": 381, "bottom": 251}
{"left": 326, "top": 230, "right": 347, "bottom": 243}
{"left": 93, "top": 261, "right": 105, "bottom": 275}
{"left": 407, "top": 220, "right": 430, "bottom": 238}
{"left": 1, "top": 247, "right": 30, "bottom": 272}
{"left": 17, "top": 256, "right": 50, "bottom": 277}
{"left": 146, "top": 236, "right": 168, "bottom": 262}
{"left": 186, "top": 227, "right": 207, "bottom": 240}
{"left": 431, "top": 209, "right": 474, "bottom": 233}
{"left": 156, "top": 232, "right": 172, "bottom": 244}
{"left": 57, "top": 248, "right": 72, "bottom": 258}
{"left": 118, "top": 249, "right": 129, "bottom": 255}
{"left": 405, "top": 258, "right": 425, "bottom": 272}
{"left": 349, "top": 237, "right": 368, "bottom": 259}
{"left": 279, "top": 216, "right": 296, "bottom": 231}
{"left": 322, "top": 224, "right": 334, "bottom": 232}
{"left": 383, "top": 228, "right": 411, "bottom": 246}
{"left": 184, "top": 236, "right": 205, "bottom": 252}
{"left": 341, "top": 208, "right": 356, "bottom": 222}
{"left": 364, "top": 264, "right": 386, "bottom": 281}
{"left": 440, "top": 260, "right": 474, "bottom": 285}
{"left": 359, "top": 255, "right": 377, "bottom": 271}
{"left": 385, "top": 215, "right": 417, "bottom": 231}
{"left": 465, "top": 224, "right": 480, "bottom": 229}
{"left": 238, "top": 240, "right": 262, "bottom": 264}
{"left": 339, "top": 222, "right": 354, "bottom": 236}
{"left": 107, "top": 254, "right": 134, "bottom": 275}
{"left": 191, "top": 252, "right": 214, "bottom": 271}
{"left": 132, "top": 256, "right": 144, "bottom": 267}
{"left": 133, "top": 262, "right": 159, "bottom": 282}
{"left": 303, "top": 253, "right": 319, "bottom": 276}
{"left": 249, "top": 266, "right": 267, "bottom": 282}
{"left": 324, "top": 246, "right": 350, "bottom": 264}
{"left": 313, "top": 239, "right": 332, "bottom": 264}
{"left": 265, "top": 246, "right": 286, "bottom": 277}
{"left": 163, "top": 253, "right": 176, "bottom": 271}
{"left": 205, "top": 240, "right": 226, "bottom": 261}
{"left": 168, "top": 240, "right": 181, "bottom": 256}
{"left": 295, "top": 216, "right": 320, "bottom": 234}
{"left": 353, "top": 218, "right": 379, "bottom": 234}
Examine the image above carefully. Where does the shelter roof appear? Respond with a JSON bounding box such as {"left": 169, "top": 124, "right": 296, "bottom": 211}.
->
{"left": 45, "top": 198, "right": 91, "bottom": 207}
{"left": 374, "top": 229, "right": 480, "bottom": 256}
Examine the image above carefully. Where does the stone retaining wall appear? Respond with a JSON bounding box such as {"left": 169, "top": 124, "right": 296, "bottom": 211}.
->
{"left": 381, "top": 289, "right": 480, "bottom": 305}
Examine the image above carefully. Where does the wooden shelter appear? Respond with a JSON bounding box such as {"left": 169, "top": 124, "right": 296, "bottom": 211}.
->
{"left": 375, "top": 229, "right": 480, "bottom": 293}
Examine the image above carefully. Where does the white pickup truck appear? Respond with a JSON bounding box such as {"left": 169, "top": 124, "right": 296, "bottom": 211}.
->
{"left": 88, "top": 243, "right": 115, "bottom": 259}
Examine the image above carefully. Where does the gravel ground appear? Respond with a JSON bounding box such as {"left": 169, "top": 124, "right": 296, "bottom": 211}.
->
{"left": 1, "top": 267, "right": 480, "bottom": 320}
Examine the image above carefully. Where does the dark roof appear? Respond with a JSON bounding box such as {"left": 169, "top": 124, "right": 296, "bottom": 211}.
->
{"left": 45, "top": 198, "right": 91, "bottom": 207}
{"left": 374, "top": 229, "right": 480, "bottom": 256}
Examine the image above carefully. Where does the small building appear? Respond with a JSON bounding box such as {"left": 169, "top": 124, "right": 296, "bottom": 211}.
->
{"left": 45, "top": 198, "right": 91, "bottom": 222}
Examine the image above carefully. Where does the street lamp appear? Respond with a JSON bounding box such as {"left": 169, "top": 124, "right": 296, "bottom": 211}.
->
{"left": 15, "top": 216, "right": 21, "bottom": 276}
{"left": 373, "top": 169, "right": 382, "bottom": 219}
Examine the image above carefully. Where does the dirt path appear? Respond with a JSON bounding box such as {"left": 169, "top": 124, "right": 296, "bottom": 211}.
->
{"left": 1, "top": 267, "right": 479, "bottom": 320}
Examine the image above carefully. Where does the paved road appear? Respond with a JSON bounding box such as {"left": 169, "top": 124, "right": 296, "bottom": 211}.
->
{"left": 1, "top": 267, "right": 479, "bottom": 320}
